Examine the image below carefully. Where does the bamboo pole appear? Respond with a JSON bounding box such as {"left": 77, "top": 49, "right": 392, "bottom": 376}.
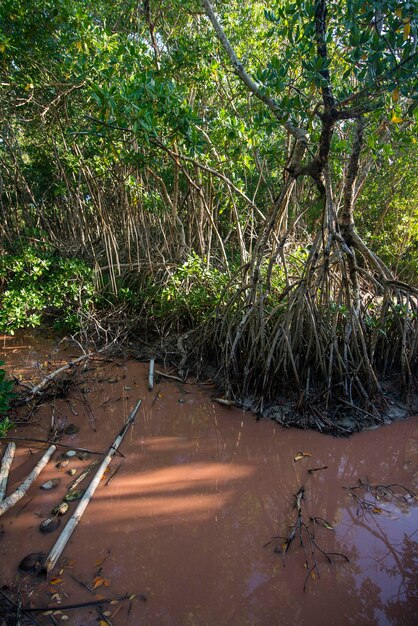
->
{"left": 44, "top": 399, "right": 142, "bottom": 573}
{"left": 0, "top": 443, "right": 16, "bottom": 502}
{"left": 0, "top": 445, "right": 56, "bottom": 516}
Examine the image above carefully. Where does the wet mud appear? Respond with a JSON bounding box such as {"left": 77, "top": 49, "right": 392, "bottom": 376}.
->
{"left": 0, "top": 333, "right": 417, "bottom": 625}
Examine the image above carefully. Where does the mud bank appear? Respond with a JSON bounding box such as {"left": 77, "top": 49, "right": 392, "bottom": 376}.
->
{"left": 0, "top": 333, "right": 417, "bottom": 625}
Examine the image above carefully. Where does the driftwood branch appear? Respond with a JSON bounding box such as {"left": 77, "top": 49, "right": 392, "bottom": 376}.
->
{"left": 15, "top": 353, "right": 93, "bottom": 405}
{"left": 0, "top": 442, "right": 16, "bottom": 502}
{"left": 0, "top": 445, "right": 56, "bottom": 516}
{"left": 44, "top": 400, "right": 142, "bottom": 573}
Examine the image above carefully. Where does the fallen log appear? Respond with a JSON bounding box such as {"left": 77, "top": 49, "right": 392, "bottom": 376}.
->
{"left": 0, "top": 445, "right": 56, "bottom": 516}
{"left": 44, "top": 399, "right": 142, "bottom": 573}
{"left": 0, "top": 442, "right": 16, "bottom": 502}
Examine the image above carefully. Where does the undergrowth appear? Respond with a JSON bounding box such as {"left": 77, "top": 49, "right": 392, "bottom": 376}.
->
{"left": 0, "top": 246, "right": 95, "bottom": 334}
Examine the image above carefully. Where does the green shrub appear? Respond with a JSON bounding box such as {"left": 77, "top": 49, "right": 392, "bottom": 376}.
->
{"left": 0, "top": 361, "right": 15, "bottom": 435}
{"left": 0, "top": 246, "right": 94, "bottom": 333}
{"left": 155, "top": 253, "right": 232, "bottom": 328}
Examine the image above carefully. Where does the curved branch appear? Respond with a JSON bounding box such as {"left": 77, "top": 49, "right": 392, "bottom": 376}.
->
{"left": 200, "top": 0, "right": 308, "bottom": 145}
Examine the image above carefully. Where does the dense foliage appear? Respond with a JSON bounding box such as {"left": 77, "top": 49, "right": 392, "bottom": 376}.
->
{"left": 1, "top": 0, "right": 417, "bottom": 421}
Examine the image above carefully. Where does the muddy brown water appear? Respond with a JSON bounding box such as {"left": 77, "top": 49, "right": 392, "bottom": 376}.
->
{"left": 0, "top": 333, "right": 417, "bottom": 625}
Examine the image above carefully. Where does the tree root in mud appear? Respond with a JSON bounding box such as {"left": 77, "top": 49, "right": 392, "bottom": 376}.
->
{"left": 195, "top": 226, "right": 418, "bottom": 433}
{"left": 264, "top": 486, "right": 349, "bottom": 591}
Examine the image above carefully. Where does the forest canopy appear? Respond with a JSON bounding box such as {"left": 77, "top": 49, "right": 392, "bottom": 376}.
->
{"left": 0, "top": 0, "right": 417, "bottom": 429}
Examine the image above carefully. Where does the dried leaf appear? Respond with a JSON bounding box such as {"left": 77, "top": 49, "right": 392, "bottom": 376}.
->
{"left": 310, "top": 570, "right": 316, "bottom": 580}
{"left": 50, "top": 578, "right": 63, "bottom": 585}
{"left": 294, "top": 451, "right": 312, "bottom": 462}
{"left": 110, "top": 600, "right": 119, "bottom": 605}
{"left": 128, "top": 594, "right": 136, "bottom": 600}
{"left": 372, "top": 507, "right": 383, "bottom": 514}
{"left": 103, "top": 578, "right": 111, "bottom": 587}
{"left": 99, "top": 621, "right": 108, "bottom": 626}
{"left": 92, "top": 577, "right": 105, "bottom": 590}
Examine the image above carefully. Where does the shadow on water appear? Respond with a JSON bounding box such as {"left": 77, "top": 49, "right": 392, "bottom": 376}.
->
{"left": 0, "top": 332, "right": 417, "bottom": 625}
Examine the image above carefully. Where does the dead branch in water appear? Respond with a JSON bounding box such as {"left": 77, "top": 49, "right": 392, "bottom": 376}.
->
{"left": 0, "top": 445, "right": 56, "bottom": 517}
{"left": 264, "top": 486, "right": 349, "bottom": 591}
{"left": 0, "top": 436, "right": 124, "bottom": 457}
{"left": 44, "top": 399, "right": 142, "bottom": 573}
{"left": 0, "top": 442, "right": 16, "bottom": 502}
{"left": 344, "top": 478, "right": 416, "bottom": 515}
{"left": 13, "top": 354, "right": 93, "bottom": 406}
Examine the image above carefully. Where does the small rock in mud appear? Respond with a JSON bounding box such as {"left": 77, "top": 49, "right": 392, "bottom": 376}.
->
{"left": 40, "top": 479, "right": 61, "bottom": 490}
{"left": 56, "top": 460, "right": 69, "bottom": 470}
{"left": 64, "top": 490, "right": 85, "bottom": 502}
{"left": 63, "top": 450, "right": 77, "bottom": 458}
{"left": 52, "top": 502, "right": 69, "bottom": 516}
{"left": 40, "top": 517, "right": 61, "bottom": 534}
{"left": 77, "top": 451, "right": 90, "bottom": 461}
{"left": 68, "top": 469, "right": 77, "bottom": 476}
{"left": 65, "top": 423, "right": 79, "bottom": 435}
{"left": 19, "top": 552, "right": 46, "bottom": 573}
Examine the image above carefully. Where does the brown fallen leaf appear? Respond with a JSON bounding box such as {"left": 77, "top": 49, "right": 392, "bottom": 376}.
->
{"left": 294, "top": 451, "right": 312, "bottom": 462}
{"left": 50, "top": 578, "right": 63, "bottom": 585}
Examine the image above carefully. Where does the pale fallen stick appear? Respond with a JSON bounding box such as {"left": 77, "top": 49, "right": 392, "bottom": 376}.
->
{"left": 148, "top": 359, "right": 155, "bottom": 390}
{"left": 155, "top": 370, "right": 185, "bottom": 383}
{"left": 0, "top": 445, "right": 56, "bottom": 516}
{"left": 44, "top": 399, "right": 142, "bottom": 573}
{"left": 0, "top": 443, "right": 16, "bottom": 502}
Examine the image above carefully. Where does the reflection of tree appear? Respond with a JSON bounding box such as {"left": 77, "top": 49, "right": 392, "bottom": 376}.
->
{"left": 384, "top": 534, "right": 418, "bottom": 626}
{"left": 343, "top": 500, "right": 418, "bottom": 626}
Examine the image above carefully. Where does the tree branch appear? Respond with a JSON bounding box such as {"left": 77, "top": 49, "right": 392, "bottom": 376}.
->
{"left": 200, "top": 0, "right": 307, "bottom": 145}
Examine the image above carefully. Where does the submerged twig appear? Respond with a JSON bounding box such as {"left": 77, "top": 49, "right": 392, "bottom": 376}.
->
{"left": 66, "top": 459, "right": 100, "bottom": 492}
{"left": 265, "top": 486, "right": 348, "bottom": 590}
